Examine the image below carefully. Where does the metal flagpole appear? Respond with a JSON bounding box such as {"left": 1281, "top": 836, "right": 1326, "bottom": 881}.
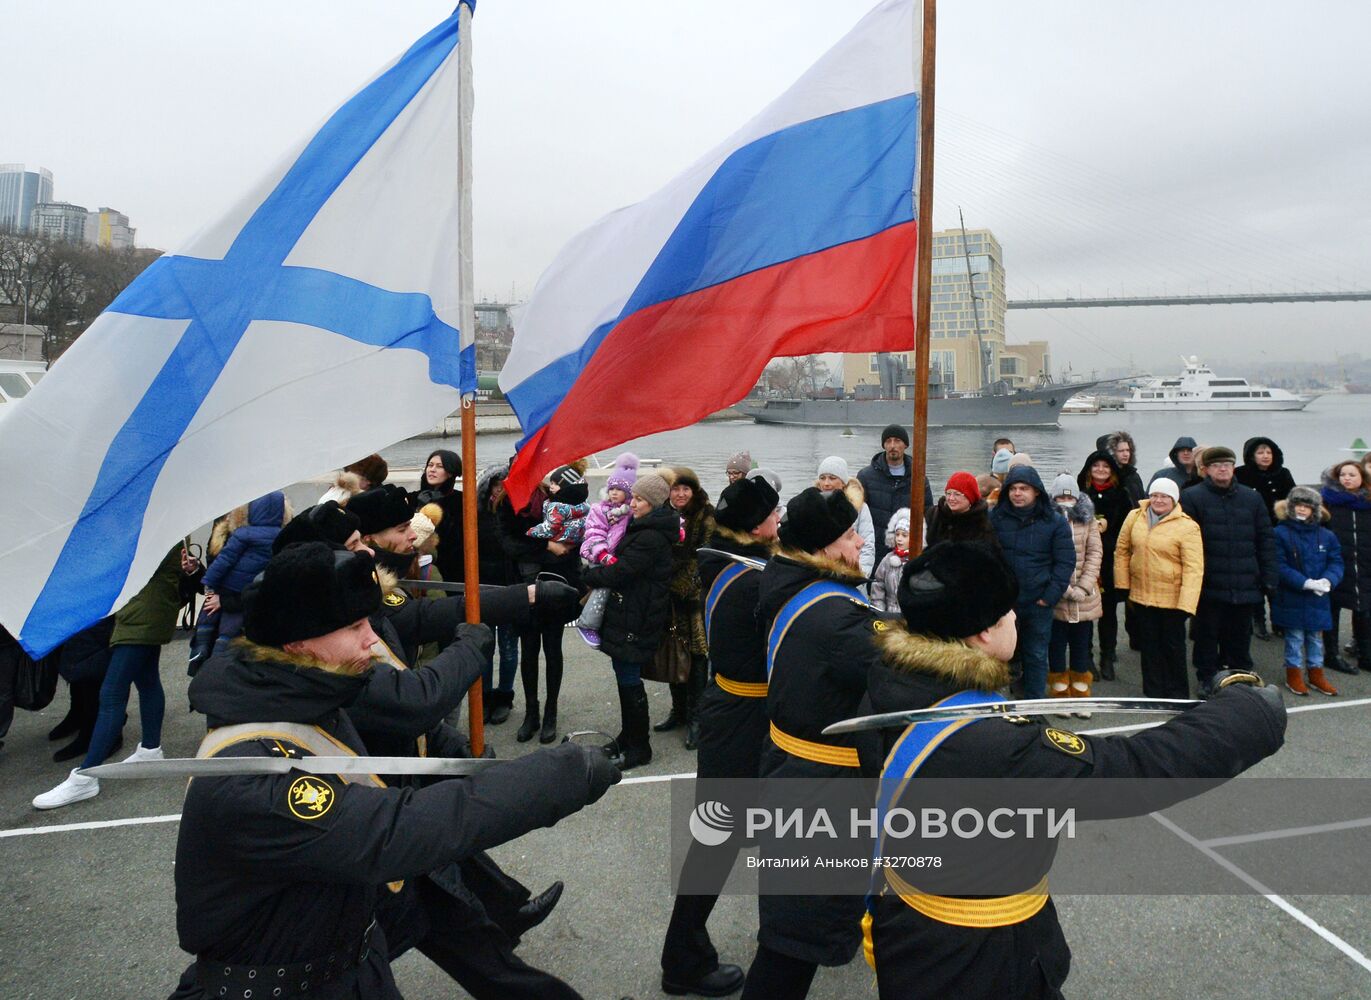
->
{"left": 456, "top": 1, "right": 485, "bottom": 755}
{"left": 908, "top": 0, "right": 937, "bottom": 555}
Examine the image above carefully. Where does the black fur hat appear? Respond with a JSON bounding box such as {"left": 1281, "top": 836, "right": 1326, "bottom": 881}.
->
{"left": 271, "top": 501, "right": 361, "bottom": 555}
{"left": 348, "top": 484, "right": 414, "bottom": 536}
{"left": 779, "top": 486, "right": 858, "bottom": 552}
{"left": 244, "top": 542, "right": 381, "bottom": 647}
{"left": 715, "top": 475, "right": 780, "bottom": 532}
{"left": 897, "top": 541, "right": 1018, "bottom": 640}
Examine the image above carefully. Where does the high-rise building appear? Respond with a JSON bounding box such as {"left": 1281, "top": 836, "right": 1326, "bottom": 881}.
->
{"left": 0, "top": 164, "right": 55, "bottom": 232}
{"left": 85, "top": 206, "right": 136, "bottom": 249}
{"left": 842, "top": 227, "right": 1008, "bottom": 393}
{"left": 30, "top": 201, "right": 89, "bottom": 243}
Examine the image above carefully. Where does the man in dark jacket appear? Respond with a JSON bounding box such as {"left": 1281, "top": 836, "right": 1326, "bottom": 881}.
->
{"left": 1078, "top": 450, "right": 1136, "bottom": 678}
{"left": 1181, "top": 446, "right": 1279, "bottom": 694}
{"left": 989, "top": 465, "right": 1075, "bottom": 699}
{"left": 1150, "top": 435, "right": 1202, "bottom": 492}
{"left": 857, "top": 423, "right": 935, "bottom": 563}
{"left": 1236, "top": 436, "right": 1297, "bottom": 639}
{"left": 170, "top": 543, "right": 619, "bottom": 1000}
{"left": 742, "top": 487, "right": 887, "bottom": 1000}
{"left": 860, "top": 542, "right": 1286, "bottom": 999}
{"left": 659, "top": 473, "right": 781, "bottom": 998}
{"left": 582, "top": 471, "right": 680, "bottom": 770}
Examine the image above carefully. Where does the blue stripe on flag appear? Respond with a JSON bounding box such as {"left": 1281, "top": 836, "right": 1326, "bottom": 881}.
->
{"left": 21, "top": 12, "right": 465, "bottom": 656}
{"left": 507, "top": 93, "right": 918, "bottom": 442}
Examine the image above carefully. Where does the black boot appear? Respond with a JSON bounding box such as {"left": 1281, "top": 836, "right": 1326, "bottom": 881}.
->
{"left": 517, "top": 700, "right": 541, "bottom": 743}
{"left": 488, "top": 689, "right": 514, "bottom": 725}
{"left": 47, "top": 686, "right": 82, "bottom": 742}
{"left": 1325, "top": 620, "right": 1357, "bottom": 675}
{"left": 619, "top": 683, "right": 653, "bottom": 770}
{"left": 539, "top": 701, "right": 558, "bottom": 744}
{"left": 656, "top": 683, "right": 688, "bottom": 732}
{"left": 1097, "top": 648, "right": 1117, "bottom": 681}
{"left": 684, "top": 658, "right": 706, "bottom": 751}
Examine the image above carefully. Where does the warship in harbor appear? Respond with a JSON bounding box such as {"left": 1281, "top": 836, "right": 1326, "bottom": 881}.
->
{"left": 739, "top": 355, "right": 1096, "bottom": 429}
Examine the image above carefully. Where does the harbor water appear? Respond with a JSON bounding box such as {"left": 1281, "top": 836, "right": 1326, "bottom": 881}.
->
{"left": 378, "top": 394, "right": 1368, "bottom": 497}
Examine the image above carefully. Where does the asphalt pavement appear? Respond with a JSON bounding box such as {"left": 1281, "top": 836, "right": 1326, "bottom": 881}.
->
{"left": 2, "top": 622, "right": 1370, "bottom": 1000}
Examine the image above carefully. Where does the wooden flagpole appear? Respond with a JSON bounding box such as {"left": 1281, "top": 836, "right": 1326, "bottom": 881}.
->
{"left": 909, "top": 0, "right": 937, "bottom": 555}
{"left": 456, "top": 1, "right": 484, "bottom": 754}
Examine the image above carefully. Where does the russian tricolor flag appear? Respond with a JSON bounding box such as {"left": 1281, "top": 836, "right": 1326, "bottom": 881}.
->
{"left": 501, "top": 0, "right": 921, "bottom": 505}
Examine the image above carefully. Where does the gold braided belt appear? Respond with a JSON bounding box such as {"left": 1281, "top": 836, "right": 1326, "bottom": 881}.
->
{"left": 768, "top": 722, "right": 860, "bottom": 768}
{"left": 715, "top": 674, "right": 769, "bottom": 698}
{"left": 885, "top": 867, "right": 1049, "bottom": 928}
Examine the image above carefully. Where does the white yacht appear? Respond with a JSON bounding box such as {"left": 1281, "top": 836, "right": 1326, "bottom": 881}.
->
{"left": 1124, "top": 357, "right": 1313, "bottom": 412}
{"left": 0, "top": 358, "right": 47, "bottom": 408}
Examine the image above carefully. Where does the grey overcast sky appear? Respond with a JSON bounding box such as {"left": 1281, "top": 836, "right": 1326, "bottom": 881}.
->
{"left": 3, "top": 0, "right": 1368, "bottom": 375}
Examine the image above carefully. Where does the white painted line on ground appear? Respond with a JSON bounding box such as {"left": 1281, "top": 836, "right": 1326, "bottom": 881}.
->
{"left": 0, "top": 813, "right": 182, "bottom": 839}
{"left": 1199, "top": 815, "right": 1371, "bottom": 849}
{"left": 5, "top": 695, "right": 1369, "bottom": 839}
{"left": 1152, "top": 812, "right": 1371, "bottom": 975}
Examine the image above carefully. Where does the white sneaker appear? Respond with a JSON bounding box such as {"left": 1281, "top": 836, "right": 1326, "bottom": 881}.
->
{"left": 33, "top": 769, "right": 100, "bottom": 810}
{"left": 123, "top": 744, "right": 164, "bottom": 763}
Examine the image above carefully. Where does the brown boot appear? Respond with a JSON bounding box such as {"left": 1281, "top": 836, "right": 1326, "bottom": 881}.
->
{"left": 1048, "top": 671, "right": 1071, "bottom": 699}
{"left": 1306, "top": 667, "right": 1338, "bottom": 697}
{"left": 1284, "top": 666, "right": 1309, "bottom": 696}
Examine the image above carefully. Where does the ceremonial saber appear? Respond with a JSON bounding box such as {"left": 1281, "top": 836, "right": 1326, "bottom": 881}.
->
{"left": 823, "top": 698, "right": 1201, "bottom": 735}
{"left": 80, "top": 755, "right": 503, "bottom": 780}
{"left": 697, "top": 548, "right": 767, "bottom": 571}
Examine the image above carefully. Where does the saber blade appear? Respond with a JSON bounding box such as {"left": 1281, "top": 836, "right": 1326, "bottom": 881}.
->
{"left": 80, "top": 755, "right": 503, "bottom": 780}
{"left": 822, "top": 698, "right": 1201, "bottom": 736}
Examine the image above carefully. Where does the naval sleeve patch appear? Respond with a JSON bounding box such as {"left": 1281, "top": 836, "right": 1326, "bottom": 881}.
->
{"left": 383, "top": 591, "right": 407, "bottom": 607}
{"left": 1041, "top": 727, "right": 1092, "bottom": 763}
{"left": 272, "top": 772, "right": 343, "bottom": 827}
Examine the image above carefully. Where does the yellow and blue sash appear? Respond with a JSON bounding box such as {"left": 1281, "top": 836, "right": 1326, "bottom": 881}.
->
{"left": 704, "top": 561, "right": 754, "bottom": 647}
{"left": 765, "top": 580, "right": 870, "bottom": 680}
{"left": 861, "top": 689, "right": 1005, "bottom": 968}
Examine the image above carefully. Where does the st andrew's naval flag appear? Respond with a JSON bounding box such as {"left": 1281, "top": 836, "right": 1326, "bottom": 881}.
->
{"left": 0, "top": 4, "right": 477, "bottom": 656}
{"left": 501, "top": 0, "right": 921, "bottom": 506}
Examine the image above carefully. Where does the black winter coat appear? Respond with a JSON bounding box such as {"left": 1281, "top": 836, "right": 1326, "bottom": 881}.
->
{"left": 1077, "top": 450, "right": 1135, "bottom": 588}
{"left": 177, "top": 643, "right": 601, "bottom": 999}
{"left": 372, "top": 578, "right": 530, "bottom": 666}
{"left": 695, "top": 528, "right": 773, "bottom": 783}
{"left": 1235, "top": 437, "right": 1297, "bottom": 524}
{"left": 1180, "top": 478, "right": 1278, "bottom": 604}
{"left": 927, "top": 498, "right": 997, "bottom": 547}
{"left": 755, "top": 548, "right": 888, "bottom": 967}
{"left": 860, "top": 624, "right": 1286, "bottom": 1000}
{"left": 582, "top": 506, "right": 678, "bottom": 662}
{"left": 1323, "top": 477, "right": 1371, "bottom": 613}
{"left": 857, "top": 452, "right": 935, "bottom": 562}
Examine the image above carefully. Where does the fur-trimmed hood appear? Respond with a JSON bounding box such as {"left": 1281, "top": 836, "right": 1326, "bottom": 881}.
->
{"left": 188, "top": 637, "right": 370, "bottom": 728}
{"left": 708, "top": 523, "right": 778, "bottom": 557}
{"left": 775, "top": 547, "right": 869, "bottom": 585}
{"left": 208, "top": 494, "right": 294, "bottom": 557}
{"left": 872, "top": 622, "right": 1010, "bottom": 691}
{"left": 1058, "top": 491, "right": 1096, "bottom": 526}
{"left": 1274, "top": 498, "right": 1330, "bottom": 524}
{"left": 758, "top": 546, "right": 870, "bottom": 623}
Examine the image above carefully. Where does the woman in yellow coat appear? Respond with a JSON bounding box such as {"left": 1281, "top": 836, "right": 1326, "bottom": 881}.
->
{"left": 1114, "top": 478, "right": 1205, "bottom": 698}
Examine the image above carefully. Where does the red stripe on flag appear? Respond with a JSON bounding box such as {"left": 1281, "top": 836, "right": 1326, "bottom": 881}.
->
{"left": 505, "top": 220, "right": 917, "bottom": 508}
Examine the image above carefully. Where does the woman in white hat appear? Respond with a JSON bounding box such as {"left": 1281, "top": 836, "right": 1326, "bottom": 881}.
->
{"left": 815, "top": 456, "right": 875, "bottom": 578}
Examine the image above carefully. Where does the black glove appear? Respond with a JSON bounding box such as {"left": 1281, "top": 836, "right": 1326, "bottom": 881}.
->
{"left": 581, "top": 744, "right": 622, "bottom": 804}
{"left": 454, "top": 622, "right": 496, "bottom": 661}
{"left": 1211, "top": 669, "right": 1285, "bottom": 715}
{"left": 534, "top": 579, "right": 583, "bottom": 626}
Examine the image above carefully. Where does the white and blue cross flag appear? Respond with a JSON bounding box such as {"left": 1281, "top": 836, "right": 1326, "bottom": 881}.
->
{"left": 0, "top": 4, "right": 477, "bottom": 656}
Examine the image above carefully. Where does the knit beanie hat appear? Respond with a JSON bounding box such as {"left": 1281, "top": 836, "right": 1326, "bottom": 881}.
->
{"left": 881, "top": 423, "right": 910, "bottom": 448}
{"left": 633, "top": 471, "right": 671, "bottom": 508}
{"left": 885, "top": 506, "right": 912, "bottom": 549}
{"left": 348, "top": 484, "right": 414, "bottom": 536}
{"left": 1008, "top": 452, "right": 1035, "bottom": 470}
{"left": 817, "top": 455, "right": 850, "bottom": 483}
{"left": 1199, "top": 445, "right": 1237, "bottom": 468}
{"left": 944, "top": 471, "right": 981, "bottom": 503}
{"left": 897, "top": 541, "right": 1019, "bottom": 640}
{"left": 726, "top": 451, "right": 753, "bottom": 475}
{"left": 1148, "top": 478, "right": 1181, "bottom": 502}
{"left": 244, "top": 543, "right": 382, "bottom": 647}
{"left": 550, "top": 463, "right": 589, "bottom": 505}
{"left": 344, "top": 454, "right": 389, "bottom": 487}
{"left": 606, "top": 452, "right": 639, "bottom": 494}
{"left": 410, "top": 509, "right": 438, "bottom": 549}
{"left": 779, "top": 487, "right": 858, "bottom": 552}
{"left": 272, "top": 501, "right": 361, "bottom": 555}
{"left": 715, "top": 475, "right": 780, "bottom": 532}
{"left": 1050, "top": 473, "right": 1078, "bottom": 499}
{"left": 991, "top": 449, "right": 1014, "bottom": 475}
